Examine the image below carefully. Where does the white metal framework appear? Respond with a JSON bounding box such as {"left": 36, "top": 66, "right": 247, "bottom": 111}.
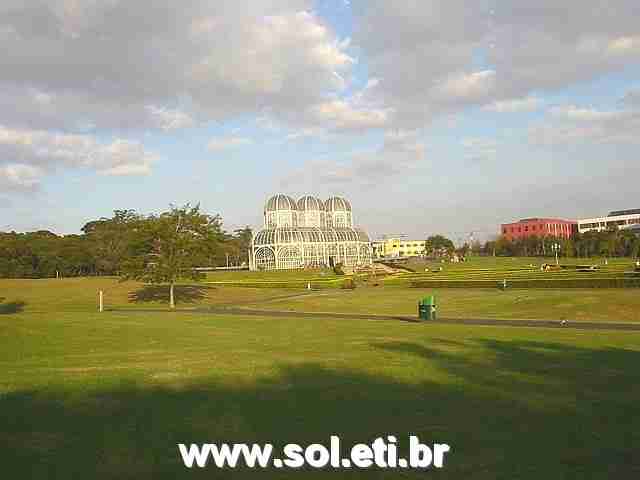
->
{"left": 250, "top": 194, "right": 372, "bottom": 270}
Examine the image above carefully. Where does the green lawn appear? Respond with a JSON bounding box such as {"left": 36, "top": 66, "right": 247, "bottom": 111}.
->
{"left": 245, "top": 288, "right": 640, "bottom": 323}
{"left": 1, "top": 308, "right": 639, "bottom": 478}
{"left": 403, "top": 256, "right": 632, "bottom": 272}
{"left": 1, "top": 275, "right": 640, "bottom": 477}
{"left": 205, "top": 268, "right": 338, "bottom": 282}
{"left": 2, "top": 277, "right": 640, "bottom": 322}
{"left": 387, "top": 256, "right": 638, "bottom": 285}
{"left": 0, "top": 277, "right": 299, "bottom": 313}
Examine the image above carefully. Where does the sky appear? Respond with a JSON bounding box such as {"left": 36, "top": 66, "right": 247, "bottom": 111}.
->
{"left": 1, "top": 0, "right": 639, "bottom": 243}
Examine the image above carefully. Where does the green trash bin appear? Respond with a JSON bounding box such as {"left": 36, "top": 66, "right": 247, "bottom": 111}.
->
{"left": 418, "top": 296, "right": 436, "bottom": 321}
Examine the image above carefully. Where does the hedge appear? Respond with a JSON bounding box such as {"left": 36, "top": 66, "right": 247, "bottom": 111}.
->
{"left": 206, "top": 278, "right": 347, "bottom": 289}
{"left": 401, "top": 278, "right": 640, "bottom": 289}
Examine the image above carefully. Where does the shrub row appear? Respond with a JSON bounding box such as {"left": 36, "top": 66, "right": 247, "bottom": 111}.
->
{"left": 206, "top": 278, "right": 346, "bottom": 289}
{"left": 397, "top": 273, "right": 629, "bottom": 282}
{"left": 393, "top": 269, "right": 632, "bottom": 281}
{"left": 400, "top": 277, "right": 640, "bottom": 289}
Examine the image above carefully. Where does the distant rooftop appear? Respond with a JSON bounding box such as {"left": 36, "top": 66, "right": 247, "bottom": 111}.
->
{"left": 609, "top": 208, "right": 640, "bottom": 217}
{"left": 513, "top": 218, "right": 575, "bottom": 223}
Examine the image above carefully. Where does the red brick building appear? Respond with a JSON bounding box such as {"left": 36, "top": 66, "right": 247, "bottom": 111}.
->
{"left": 501, "top": 218, "right": 577, "bottom": 241}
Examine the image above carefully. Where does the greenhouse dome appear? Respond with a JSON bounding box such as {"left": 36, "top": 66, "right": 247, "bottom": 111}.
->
{"left": 250, "top": 195, "right": 371, "bottom": 271}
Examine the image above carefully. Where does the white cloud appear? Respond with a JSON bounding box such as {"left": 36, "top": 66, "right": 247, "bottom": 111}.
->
{"left": 207, "top": 136, "right": 254, "bottom": 151}
{"left": 0, "top": 1, "right": 351, "bottom": 131}
{"left": 285, "top": 127, "right": 327, "bottom": 141}
{"left": 353, "top": 0, "right": 640, "bottom": 127}
{"left": 530, "top": 97, "right": 640, "bottom": 145}
{"left": 146, "top": 106, "right": 196, "bottom": 131}
{"left": 461, "top": 138, "right": 498, "bottom": 162}
{"left": 0, "top": 164, "right": 42, "bottom": 192}
{"left": 280, "top": 129, "right": 425, "bottom": 187}
{"left": 0, "top": 126, "right": 158, "bottom": 187}
{"left": 307, "top": 99, "right": 390, "bottom": 130}
{"left": 435, "top": 70, "right": 496, "bottom": 103}
{"left": 607, "top": 35, "right": 640, "bottom": 55}
{"left": 92, "top": 140, "right": 157, "bottom": 176}
{"left": 549, "top": 105, "right": 622, "bottom": 121}
{"left": 483, "top": 97, "right": 542, "bottom": 113}
{"left": 623, "top": 88, "right": 640, "bottom": 107}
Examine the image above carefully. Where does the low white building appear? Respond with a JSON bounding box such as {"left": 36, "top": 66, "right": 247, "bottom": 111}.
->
{"left": 578, "top": 209, "right": 640, "bottom": 234}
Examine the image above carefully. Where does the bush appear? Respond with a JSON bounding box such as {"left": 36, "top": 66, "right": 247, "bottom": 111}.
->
{"left": 341, "top": 277, "right": 356, "bottom": 289}
{"left": 333, "top": 263, "right": 345, "bottom": 275}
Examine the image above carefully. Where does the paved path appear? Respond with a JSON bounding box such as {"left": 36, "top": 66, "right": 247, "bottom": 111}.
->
{"left": 108, "top": 303, "right": 640, "bottom": 331}
{"left": 202, "top": 306, "right": 640, "bottom": 331}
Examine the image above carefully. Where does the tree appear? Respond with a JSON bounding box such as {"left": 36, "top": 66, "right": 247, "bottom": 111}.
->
{"left": 233, "top": 226, "right": 253, "bottom": 265}
{"left": 82, "top": 210, "right": 141, "bottom": 275}
{"left": 457, "top": 242, "right": 470, "bottom": 258}
{"left": 121, "top": 204, "right": 222, "bottom": 308}
{"left": 424, "top": 235, "right": 455, "bottom": 257}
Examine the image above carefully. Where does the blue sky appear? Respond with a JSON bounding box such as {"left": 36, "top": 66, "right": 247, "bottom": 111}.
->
{"left": 1, "top": 0, "right": 639, "bottom": 242}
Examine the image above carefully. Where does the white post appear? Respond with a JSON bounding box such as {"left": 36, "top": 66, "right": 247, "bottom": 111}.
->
{"left": 99, "top": 290, "right": 103, "bottom": 312}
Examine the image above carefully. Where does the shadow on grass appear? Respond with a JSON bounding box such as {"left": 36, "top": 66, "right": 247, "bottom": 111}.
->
{"left": 0, "top": 297, "right": 25, "bottom": 314}
{"left": 128, "top": 285, "right": 215, "bottom": 305}
{"left": 1, "top": 341, "right": 639, "bottom": 479}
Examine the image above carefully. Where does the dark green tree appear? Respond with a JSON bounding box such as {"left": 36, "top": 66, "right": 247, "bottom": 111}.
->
{"left": 424, "top": 235, "right": 455, "bottom": 256}
{"left": 82, "top": 210, "right": 141, "bottom": 275}
{"left": 120, "top": 204, "right": 222, "bottom": 308}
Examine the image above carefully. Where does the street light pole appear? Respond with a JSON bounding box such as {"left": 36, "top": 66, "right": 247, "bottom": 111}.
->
{"left": 552, "top": 243, "right": 560, "bottom": 265}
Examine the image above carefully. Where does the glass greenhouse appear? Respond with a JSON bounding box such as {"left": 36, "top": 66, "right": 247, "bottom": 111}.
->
{"left": 249, "top": 194, "right": 372, "bottom": 270}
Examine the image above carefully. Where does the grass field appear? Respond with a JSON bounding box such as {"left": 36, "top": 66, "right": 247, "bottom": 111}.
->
{"left": 2, "top": 274, "right": 640, "bottom": 322}
{"left": 1, "top": 266, "right": 639, "bottom": 478}
{"left": 198, "top": 257, "right": 640, "bottom": 289}
{"left": 383, "top": 256, "right": 640, "bottom": 287}
{"left": 245, "top": 288, "right": 640, "bottom": 323}
{"left": 0, "top": 277, "right": 299, "bottom": 313}
{"left": 206, "top": 268, "right": 338, "bottom": 282}
{"left": 1, "top": 308, "right": 640, "bottom": 478}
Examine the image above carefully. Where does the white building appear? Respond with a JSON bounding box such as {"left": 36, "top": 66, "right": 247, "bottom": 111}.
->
{"left": 249, "top": 194, "right": 372, "bottom": 271}
{"left": 578, "top": 209, "right": 640, "bottom": 234}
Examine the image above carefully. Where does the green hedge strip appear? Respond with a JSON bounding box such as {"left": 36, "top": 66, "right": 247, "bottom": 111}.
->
{"left": 400, "top": 278, "right": 640, "bottom": 289}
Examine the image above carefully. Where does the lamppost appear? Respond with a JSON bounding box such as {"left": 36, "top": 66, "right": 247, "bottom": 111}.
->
{"left": 551, "top": 243, "right": 561, "bottom": 266}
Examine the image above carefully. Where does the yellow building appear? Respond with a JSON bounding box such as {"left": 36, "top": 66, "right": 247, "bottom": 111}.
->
{"left": 372, "top": 237, "right": 426, "bottom": 259}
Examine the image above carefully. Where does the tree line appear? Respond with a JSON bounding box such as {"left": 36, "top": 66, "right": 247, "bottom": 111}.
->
{"left": 424, "top": 230, "right": 640, "bottom": 259}
{"left": 0, "top": 206, "right": 253, "bottom": 279}
{"left": 478, "top": 229, "right": 640, "bottom": 259}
